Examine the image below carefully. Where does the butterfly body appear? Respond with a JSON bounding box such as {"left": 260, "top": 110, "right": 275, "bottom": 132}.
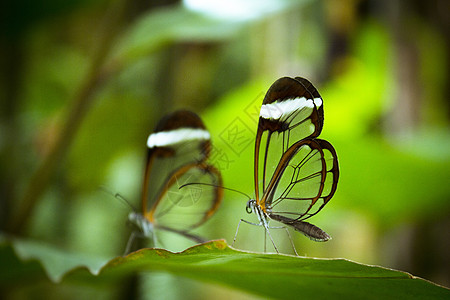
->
{"left": 128, "top": 211, "right": 155, "bottom": 243}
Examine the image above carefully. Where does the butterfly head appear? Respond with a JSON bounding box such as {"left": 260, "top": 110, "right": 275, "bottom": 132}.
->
{"left": 245, "top": 199, "right": 257, "bottom": 214}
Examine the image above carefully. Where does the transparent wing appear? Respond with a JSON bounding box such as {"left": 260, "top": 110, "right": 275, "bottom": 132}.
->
{"left": 264, "top": 139, "right": 339, "bottom": 221}
{"left": 142, "top": 141, "right": 210, "bottom": 213}
{"left": 254, "top": 77, "right": 324, "bottom": 206}
{"left": 142, "top": 110, "right": 211, "bottom": 213}
{"left": 146, "top": 162, "right": 223, "bottom": 231}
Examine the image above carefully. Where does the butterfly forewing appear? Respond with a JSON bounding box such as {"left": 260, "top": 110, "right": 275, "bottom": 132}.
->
{"left": 149, "top": 163, "right": 222, "bottom": 231}
{"left": 142, "top": 110, "right": 211, "bottom": 214}
{"left": 256, "top": 131, "right": 282, "bottom": 196}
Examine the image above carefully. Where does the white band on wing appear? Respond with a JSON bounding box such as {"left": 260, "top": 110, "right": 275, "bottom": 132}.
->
{"left": 147, "top": 128, "right": 210, "bottom": 148}
{"left": 260, "top": 97, "right": 322, "bottom": 120}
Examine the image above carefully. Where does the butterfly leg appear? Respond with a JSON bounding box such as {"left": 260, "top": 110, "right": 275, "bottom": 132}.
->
{"left": 233, "top": 218, "right": 285, "bottom": 254}
{"left": 267, "top": 225, "right": 299, "bottom": 256}
{"left": 264, "top": 230, "right": 266, "bottom": 252}
{"left": 124, "top": 230, "right": 155, "bottom": 255}
{"left": 263, "top": 223, "right": 280, "bottom": 253}
{"left": 124, "top": 231, "right": 138, "bottom": 255}
{"left": 232, "top": 218, "right": 262, "bottom": 247}
{"left": 283, "top": 227, "right": 299, "bottom": 256}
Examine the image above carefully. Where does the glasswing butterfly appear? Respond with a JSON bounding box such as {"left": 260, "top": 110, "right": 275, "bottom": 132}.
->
{"left": 233, "top": 76, "right": 339, "bottom": 254}
{"left": 126, "top": 110, "right": 223, "bottom": 253}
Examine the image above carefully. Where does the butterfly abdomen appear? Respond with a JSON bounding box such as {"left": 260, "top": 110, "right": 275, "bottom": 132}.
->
{"left": 291, "top": 221, "right": 331, "bottom": 242}
{"left": 270, "top": 213, "right": 331, "bottom": 242}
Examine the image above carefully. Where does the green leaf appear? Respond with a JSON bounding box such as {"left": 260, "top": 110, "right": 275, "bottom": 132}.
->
{"left": 1, "top": 236, "right": 448, "bottom": 299}
{"left": 0, "top": 235, "right": 110, "bottom": 284}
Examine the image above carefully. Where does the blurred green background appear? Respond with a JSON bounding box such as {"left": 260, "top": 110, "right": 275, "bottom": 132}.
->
{"left": 1, "top": 0, "right": 449, "bottom": 299}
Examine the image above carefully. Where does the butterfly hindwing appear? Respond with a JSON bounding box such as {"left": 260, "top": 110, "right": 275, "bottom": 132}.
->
{"left": 265, "top": 138, "right": 338, "bottom": 221}
{"left": 149, "top": 162, "right": 222, "bottom": 231}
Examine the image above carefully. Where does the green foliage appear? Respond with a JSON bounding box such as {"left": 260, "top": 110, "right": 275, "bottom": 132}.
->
{"left": 1, "top": 237, "right": 448, "bottom": 299}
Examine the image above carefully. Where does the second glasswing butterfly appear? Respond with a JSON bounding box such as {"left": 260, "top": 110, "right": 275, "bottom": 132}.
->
{"left": 125, "top": 110, "right": 223, "bottom": 253}
{"left": 233, "top": 76, "right": 339, "bottom": 254}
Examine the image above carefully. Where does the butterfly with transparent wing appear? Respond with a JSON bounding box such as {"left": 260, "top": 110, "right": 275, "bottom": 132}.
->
{"left": 125, "top": 110, "right": 223, "bottom": 254}
{"left": 233, "top": 76, "right": 339, "bottom": 254}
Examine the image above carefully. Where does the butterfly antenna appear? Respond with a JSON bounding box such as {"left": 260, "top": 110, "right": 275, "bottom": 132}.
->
{"left": 179, "top": 182, "right": 252, "bottom": 200}
{"left": 99, "top": 186, "right": 138, "bottom": 211}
